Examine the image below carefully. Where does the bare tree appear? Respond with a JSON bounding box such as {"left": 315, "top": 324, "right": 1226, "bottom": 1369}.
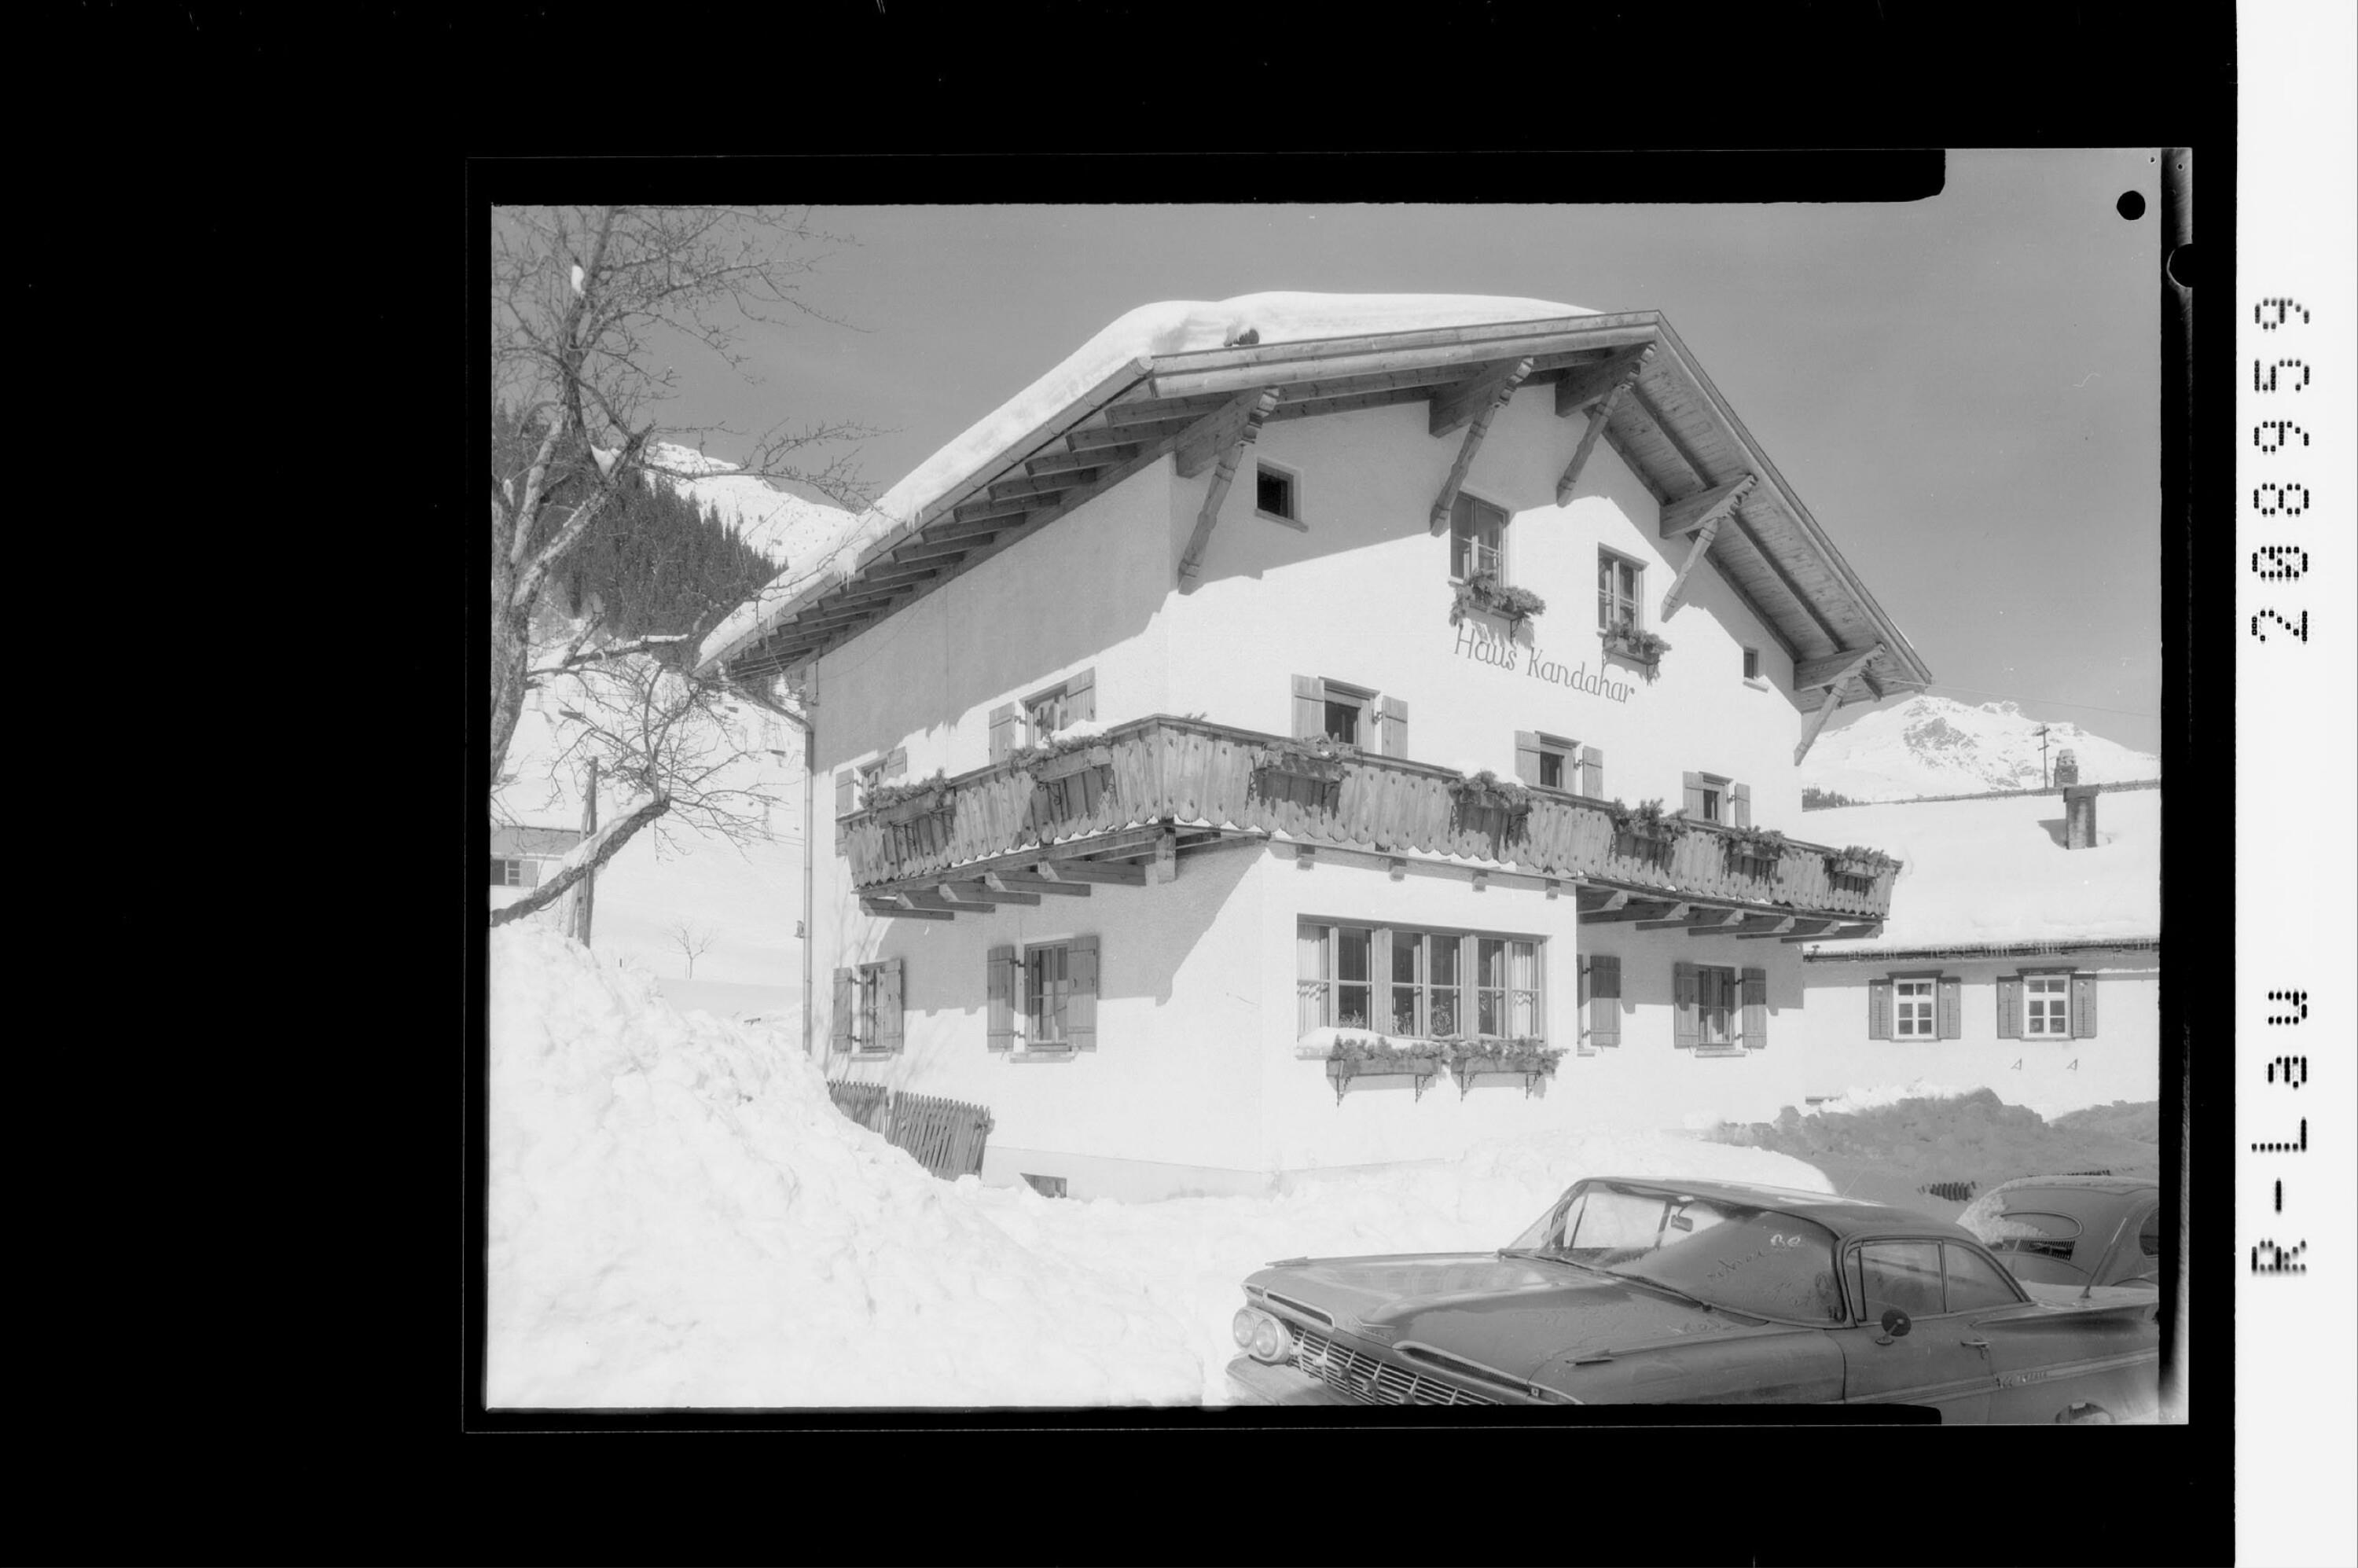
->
{"left": 667, "top": 921, "right": 720, "bottom": 979}
{"left": 488, "top": 204, "right": 872, "bottom": 791}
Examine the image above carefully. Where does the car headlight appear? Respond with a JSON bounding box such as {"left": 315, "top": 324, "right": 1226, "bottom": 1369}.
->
{"left": 1231, "top": 1306, "right": 1294, "bottom": 1364}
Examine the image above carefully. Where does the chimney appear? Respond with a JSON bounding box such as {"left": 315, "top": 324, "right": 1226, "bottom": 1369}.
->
{"left": 2064, "top": 784, "right": 2099, "bottom": 850}
{"left": 2053, "top": 747, "right": 2080, "bottom": 787}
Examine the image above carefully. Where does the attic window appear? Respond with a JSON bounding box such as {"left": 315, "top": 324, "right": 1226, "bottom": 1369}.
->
{"left": 1256, "top": 463, "right": 1297, "bottom": 521}
{"left": 1743, "top": 647, "right": 1761, "bottom": 681}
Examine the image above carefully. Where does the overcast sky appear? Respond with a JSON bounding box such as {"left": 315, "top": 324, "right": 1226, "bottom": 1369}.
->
{"left": 646, "top": 150, "right": 2164, "bottom": 755}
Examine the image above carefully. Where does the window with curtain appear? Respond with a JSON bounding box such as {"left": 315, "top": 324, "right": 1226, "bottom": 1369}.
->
{"left": 1298, "top": 920, "right": 1541, "bottom": 1041}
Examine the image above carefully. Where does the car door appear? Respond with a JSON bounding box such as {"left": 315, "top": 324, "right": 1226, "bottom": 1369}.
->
{"left": 1835, "top": 1239, "right": 1998, "bottom": 1422}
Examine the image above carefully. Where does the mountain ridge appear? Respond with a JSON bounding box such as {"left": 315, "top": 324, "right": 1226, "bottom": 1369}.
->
{"left": 1802, "top": 694, "right": 2159, "bottom": 802}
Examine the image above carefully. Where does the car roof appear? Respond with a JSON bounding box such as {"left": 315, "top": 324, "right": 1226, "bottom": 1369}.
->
{"left": 1584, "top": 1175, "right": 1981, "bottom": 1245}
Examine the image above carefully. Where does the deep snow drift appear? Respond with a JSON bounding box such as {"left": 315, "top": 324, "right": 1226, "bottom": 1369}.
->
{"left": 488, "top": 925, "right": 1836, "bottom": 1408}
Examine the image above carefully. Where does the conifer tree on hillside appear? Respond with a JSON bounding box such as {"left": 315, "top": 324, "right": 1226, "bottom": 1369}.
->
{"left": 488, "top": 206, "right": 874, "bottom": 929}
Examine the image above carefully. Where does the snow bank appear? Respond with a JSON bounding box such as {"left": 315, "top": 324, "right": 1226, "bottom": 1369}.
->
{"left": 490, "top": 927, "right": 1835, "bottom": 1407}
{"left": 700, "top": 292, "right": 1592, "bottom": 671}
{"left": 1803, "top": 788, "right": 2160, "bottom": 950}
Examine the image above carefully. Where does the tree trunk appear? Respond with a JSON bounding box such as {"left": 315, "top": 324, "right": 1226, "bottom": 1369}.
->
{"left": 489, "top": 547, "right": 534, "bottom": 791}
{"left": 489, "top": 794, "right": 670, "bottom": 927}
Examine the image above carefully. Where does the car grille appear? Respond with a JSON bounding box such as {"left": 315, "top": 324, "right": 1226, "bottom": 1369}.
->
{"left": 1284, "top": 1324, "right": 1497, "bottom": 1406}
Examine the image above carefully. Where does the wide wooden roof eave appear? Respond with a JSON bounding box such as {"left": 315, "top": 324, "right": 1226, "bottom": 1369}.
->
{"left": 704, "top": 310, "right": 1934, "bottom": 696}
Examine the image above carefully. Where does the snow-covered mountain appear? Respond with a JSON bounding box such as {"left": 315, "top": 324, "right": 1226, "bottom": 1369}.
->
{"left": 645, "top": 442, "right": 858, "bottom": 571}
{"left": 1802, "top": 695, "right": 2158, "bottom": 802}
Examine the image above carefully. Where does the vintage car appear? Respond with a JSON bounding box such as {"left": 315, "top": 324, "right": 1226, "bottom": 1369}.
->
{"left": 1955, "top": 1174, "right": 2162, "bottom": 1291}
{"left": 1226, "top": 1175, "right": 2160, "bottom": 1421}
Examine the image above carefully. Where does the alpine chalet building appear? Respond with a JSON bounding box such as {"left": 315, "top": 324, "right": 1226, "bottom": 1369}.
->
{"left": 699, "top": 295, "right": 1934, "bottom": 1199}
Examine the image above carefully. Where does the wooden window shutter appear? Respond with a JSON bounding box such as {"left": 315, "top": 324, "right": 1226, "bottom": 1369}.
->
{"left": 520, "top": 860, "right": 541, "bottom": 888}
{"left": 1672, "top": 960, "right": 1699, "bottom": 1049}
{"left": 1066, "top": 667, "right": 1096, "bottom": 723}
{"left": 884, "top": 747, "right": 908, "bottom": 780}
{"left": 1379, "top": 696, "right": 1409, "bottom": 758}
{"left": 1867, "top": 978, "right": 1893, "bottom": 1041}
{"left": 835, "top": 769, "right": 856, "bottom": 817}
{"left": 1067, "top": 934, "right": 1100, "bottom": 1051}
{"left": 2071, "top": 973, "right": 2098, "bottom": 1038}
{"left": 1291, "top": 674, "right": 1324, "bottom": 739}
{"left": 1996, "top": 975, "right": 2023, "bottom": 1040}
{"left": 1740, "top": 967, "right": 1768, "bottom": 1048}
{"left": 876, "top": 958, "right": 905, "bottom": 1054}
{"left": 1683, "top": 771, "right": 1706, "bottom": 817}
{"left": 1937, "top": 975, "right": 1962, "bottom": 1040}
{"left": 1732, "top": 783, "right": 1752, "bottom": 829}
{"left": 831, "top": 967, "right": 855, "bottom": 1052}
{"left": 1513, "top": 731, "right": 1543, "bottom": 785}
{"left": 1589, "top": 953, "right": 1621, "bottom": 1047}
{"left": 1579, "top": 747, "right": 1603, "bottom": 797}
{"left": 986, "top": 945, "right": 1017, "bottom": 1051}
{"left": 988, "top": 703, "right": 1017, "bottom": 762}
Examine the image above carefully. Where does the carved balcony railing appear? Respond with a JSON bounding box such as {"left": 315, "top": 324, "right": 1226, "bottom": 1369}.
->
{"left": 843, "top": 714, "right": 1896, "bottom": 921}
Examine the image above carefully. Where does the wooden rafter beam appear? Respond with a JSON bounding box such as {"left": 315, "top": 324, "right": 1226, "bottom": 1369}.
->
{"left": 1795, "top": 641, "right": 1886, "bottom": 690}
{"left": 1430, "top": 355, "right": 1537, "bottom": 438}
{"left": 1106, "top": 393, "right": 1234, "bottom": 428}
{"left": 986, "top": 468, "right": 1099, "bottom": 504}
{"left": 1034, "top": 859, "right": 1144, "bottom": 886}
{"left": 1553, "top": 348, "right": 1654, "bottom": 505}
{"left": 1174, "top": 388, "right": 1275, "bottom": 479}
{"left": 864, "top": 898, "right": 952, "bottom": 920}
{"left": 1793, "top": 643, "right": 1882, "bottom": 765}
{"left": 985, "top": 871, "right": 1089, "bottom": 898}
{"left": 1636, "top": 908, "right": 1745, "bottom": 932}
{"left": 1575, "top": 888, "right": 1629, "bottom": 913}
{"left": 1064, "top": 415, "right": 1196, "bottom": 454}
{"left": 949, "top": 494, "right": 1041, "bottom": 527}
{"left": 1583, "top": 900, "right": 1685, "bottom": 925}
{"left": 1740, "top": 917, "right": 1827, "bottom": 939}
{"left": 934, "top": 879, "right": 1041, "bottom": 907}
{"left": 1178, "top": 389, "right": 1281, "bottom": 588}
{"left": 1659, "top": 473, "right": 1759, "bottom": 539}
{"left": 1026, "top": 444, "right": 1134, "bottom": 477}
{"left": 1658, "top": 516, "right": 1720, "bottom": 622}
{"left": 1699, "top": 915, "right": 1796, "bottom": 938}
{"left": 1427, "top": 356, "right": 1533, "bottom": 533}
{"left": 1784, "top": 923, "right": 1882, "bottom": 943}
{"left": 888, "top": 534, "right": 989, "bottom": 565}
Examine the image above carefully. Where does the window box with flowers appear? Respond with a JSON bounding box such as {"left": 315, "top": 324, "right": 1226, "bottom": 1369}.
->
{"left": 1446, "top": 769, "right": 1537, "bottom": 835}
{"left": 1322, "top": 1034, "right": 1451, "bottom": 1103}
{"left": 1825, "top": 844, "right": 1901, "bottom": 879}
{"left": 1446, "top": 1040, "right": 1564, "bottom": 1099}
{"left": 1607, "top": 797, "right": 1689, "bottom": 857}
{"left": 1721, "top": 824, "right": 1789, "bottom": 879}
{"left": 1255, "top": 734, "right": 1359, "bottom": 788}
{"left": 865, "top": 771, "right": 953, "bottom": 825}
{"left": 1010, "top": 731, "right": 1116, "bottom": 782}
{"left": 1450, "top": 571, "right": 1548, "bottom": 633}
{"left": 1600, "top": 618, "right": 1673, "bottom": 678}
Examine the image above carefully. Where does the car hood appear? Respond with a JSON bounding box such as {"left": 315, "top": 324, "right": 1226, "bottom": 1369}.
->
{"left": 1247, "top": 1253, "right": 1747, "bottom": 1382}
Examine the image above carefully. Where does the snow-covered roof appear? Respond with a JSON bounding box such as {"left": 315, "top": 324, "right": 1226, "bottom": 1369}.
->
{"left": 1802, "top": 788, "right": 2161, "bottom": 957}
{"left": 696, "top": 292, "right": 1933, "bottom": 699}
{"left": 698, "top": 292, "right": 1596, "bottom": 674}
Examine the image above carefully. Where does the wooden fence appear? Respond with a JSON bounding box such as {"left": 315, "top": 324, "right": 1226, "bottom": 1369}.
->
{"left": 825, "top": 1080, "right": 994, "bottom": 1181}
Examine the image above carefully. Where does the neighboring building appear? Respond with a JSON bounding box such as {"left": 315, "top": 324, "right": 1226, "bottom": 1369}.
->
{"left": 490, "top": 824, "right": 584, "bottom": 913}
{"left": 699, "top": 294, "right": 1934, "bottom": 1199}
{"left": 1791, "top": 784, "right": 2161, "bottom": 1113}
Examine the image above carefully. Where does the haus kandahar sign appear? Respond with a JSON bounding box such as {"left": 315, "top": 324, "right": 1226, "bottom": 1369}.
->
{"left": 1452, "top": 619, "right": 1635, "bottom": 704}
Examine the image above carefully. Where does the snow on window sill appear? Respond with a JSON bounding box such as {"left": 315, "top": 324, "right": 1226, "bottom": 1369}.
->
{"left": 1692, "top": 1047, "right": 1750, "bottom": 1059}
{"left": 1743, "top": 677, "right": 1771, "bottom": 692}
{"left": 1008, "top": 1047, "right": 1076, "bottom": 1064}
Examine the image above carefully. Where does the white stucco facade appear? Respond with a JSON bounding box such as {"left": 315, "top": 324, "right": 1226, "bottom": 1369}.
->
{"left": 794, "top": 365, "right": 1931, "bottom": 1199}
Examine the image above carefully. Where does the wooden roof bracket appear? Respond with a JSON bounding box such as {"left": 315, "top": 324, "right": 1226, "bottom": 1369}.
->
{"left": 1177, "top": 387, "right": 1281, "bottom": 592}
{"left": 1658, "top": 474, "right": 1757, "bottom": 620}
{"left": 1554, "top": 346, "right": 1654, "bottom": 505}
{"left": 1428, "top": 357, "right": 1534, "bottom": 533}
{"left": 1793, "top": 642, "right": 1883, "bottom": 764}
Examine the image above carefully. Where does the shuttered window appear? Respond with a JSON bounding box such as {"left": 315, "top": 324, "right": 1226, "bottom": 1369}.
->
{"left": 988, "top": 703, "right": 1018, "bottom": 762}
{"left": 832, "top": 958, "right": 905, "bottom": 1055}
{"left": 1684, "top": 771, "right": 1735, "bottom": 824}
{"left": 1937, "top": 975, "right": 1962, "bottom": 1039}
{"left": 1019, "top": 668, "right": 1097, "bottom": 747}
{"left": 1011, "top": 935, "right": 1102, "bottom": 1056}
{"left": 1293, "top": 674, "right": 1379, "bottom": 747}
{"left": 1579, "top": 746, "right": 1603, "bottom": 797}
{"left": 1378, "top": 696, "right": 1409, "bottom": 759}
{"left": 1893, "top": 978, "right": 1936, "bottom": 1037}
{"left": 1583, "top": 953, "right": 1622, "bottom": 1049}
{"left": 986, "top": 945, "right": 1017, "bottom": 1050}
{"left": 1517, "top": 731, "right": 1576, "bottom": 791}
{"left": 1739, "top": 967, "right": 1768, "bottom": 1049}
{"left": 490, "top": 857, "right": 538, "bottom": 888}
{"left": 1672, "top": 961, "right": 1699, "bottom": 1049}
{"left": 1996, "top": 975, "right": 2023, "bottom": 1040}
{"left": 2023, "top": 973, "right": 2071, "bottom": 1037}
{"left": 2070, "top": 972, "right": 2098, "bottom": 1038}
{"left": 1868, "top": 977, "right": 1893, "bottom": 1041}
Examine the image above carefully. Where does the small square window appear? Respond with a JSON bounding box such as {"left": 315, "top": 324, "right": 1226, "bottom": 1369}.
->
{"left": 1537, "top": 751, "right": 1564, "bottom": 789}
{"left": 2024, "top": 974, "right": 2071, "bottom": 1037}
{"left": 1894, "top": 978, "right": 1936, "bottom": 1037}
{"left": 1743, "top": 647, "right": 1761, "bottom": 681}
{"left": 490, "top": 858, "right": 523, "bottom": 887}
{"left": 1322, "top": 700, "right": 1361, "bottom": 746}
{"left": 1256, "top": 465, "right": 1295, "bottom": 520}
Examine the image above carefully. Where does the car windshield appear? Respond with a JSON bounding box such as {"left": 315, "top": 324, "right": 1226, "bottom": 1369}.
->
{"left": 1506, "top": 1181, "right": 1847, "bottom": 1324}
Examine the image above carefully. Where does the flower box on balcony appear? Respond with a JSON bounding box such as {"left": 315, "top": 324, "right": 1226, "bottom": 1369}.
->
{"left": 1824, "top": 845, "right": 1900, "bottom": 879}
{"left": 865, "top": 771, "right": 953, "bottom": 825}
{"left": 1324, "top": 1038, "right": 1449, "bottom": 1103}
{"left": 1255, "top": 737, "right": 1357, "bottom": 788}
{"left": 1720, "top": 827, "right": 1788, "bottom": 879}
{"left": 879, "top": 791, "right": 949, "bottom": 825}
{"left": 1030, "top": 744, "right": 1113, "bottom": 782}
{"left": 1446, "top": 770, "right": 1535, "bottom": 833}
{"left": 1447, "top": 1042, "right": 1564, "bottom": 1098}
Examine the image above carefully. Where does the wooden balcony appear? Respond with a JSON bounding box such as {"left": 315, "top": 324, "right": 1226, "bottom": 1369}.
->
{"left": 845, "top": 715, "right": 1896, "bottom": 931}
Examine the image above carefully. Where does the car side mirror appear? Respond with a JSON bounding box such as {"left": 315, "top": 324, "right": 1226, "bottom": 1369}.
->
{"left": 1877, "top": 1308, "right": 1912, "bottom": 1342}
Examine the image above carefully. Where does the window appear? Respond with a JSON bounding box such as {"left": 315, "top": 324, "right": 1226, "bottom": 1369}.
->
{"left": 1255, "top": 462, "right": 1296, "bottom": 521}
{"left": 490, "top": 857, "right": 526, "bottom": 887}
{"left": 1578, "top": 954, "right": 1622, "bottom": 1051}
{"left": 1854, "top": 1240, "right": 1945, "bottom": 1320}
{"left": 830, "top": 958, "right": 904, "bottom": 1055}
{"left": 1682, "top": 772, "right": 1749, "bottom": 828}
{"left": 1695, "top": 964, "right": 1736, "bottom": 1047}
{"left": 1537, "top": 749, "right": 1565, "bottom": 790}
{"left": 1449, "top": 492, "right": 1508, "bottom": 581}
{"left": 987, "top": 938, "right": 1100, "bottom": 1055}
{"left": 1677, "top": 961, "right": 1765, "bottom": 1052}
{"left": 992, "top": 670, "right": 1095, "bottom": 760}
{"left": 1894, "top": 978, "right": 1936, "bottom": 1037}
{"left": 1516, "top": 733, "right": 1600, "bottom": 795}
{"left": 1941, "top": 1243, "right": 2025, "bottom": 1312}
{"left": 2024, "top": 974, "right": 2070, "bottom": 1036}
{"left": 1322, "top": 698, "right": 1361, "bottom": 746}
{"left": 1743, "top": 647, "right": 1761, "bottom": 681}
{"left": 1299, "top": 920, "right": 1543, "bottom": 1041}
{"left": 1597, "top": 549, "right": 1642, "bottom": 632}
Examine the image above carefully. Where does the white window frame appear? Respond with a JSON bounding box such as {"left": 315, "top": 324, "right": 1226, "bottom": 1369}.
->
{"left": 1742, "top": 646, "right": 1762, "bottom": 682}
{"left": 1696, "top": 771, "right": 1732, "bottom": 824}
{"left": 492, "top": 857, "right": 524, "bottom": 887}
{"left": 2023, "top": 971, "right": 2072, "bottom": 1037}
{"left": 1254, "top": 460, "right": 1302, "bottom": 525}
{"left": 1319, "top": 678, "right": 1376, "bottom": 748}
{"left": 1299, "top": 919, "right": 1543, "bottom": 1043}
{"left": 1449, "top": 491, "right": 1511, "bottom": 583}
{"left": 1597, "top": 547, "right": 1644, "bottom": 633}
{"left": 1021, "top": 686, "right": 1068, "bottom": 748}
{"left": 1893, "top": 977, "right": 1937, "bottom": 1038}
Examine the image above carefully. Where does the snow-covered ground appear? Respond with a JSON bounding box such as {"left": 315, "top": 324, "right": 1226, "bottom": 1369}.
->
{"left": 488, "top": 925, "right": 1836, "bottom": 1408}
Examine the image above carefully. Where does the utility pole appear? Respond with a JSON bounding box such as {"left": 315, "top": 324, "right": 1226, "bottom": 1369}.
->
{"left": 573, "top": 756, "right": 599, "bottom": 944}
{"left": 2031, "top": 723, "right": 2052, "bottom": 789}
